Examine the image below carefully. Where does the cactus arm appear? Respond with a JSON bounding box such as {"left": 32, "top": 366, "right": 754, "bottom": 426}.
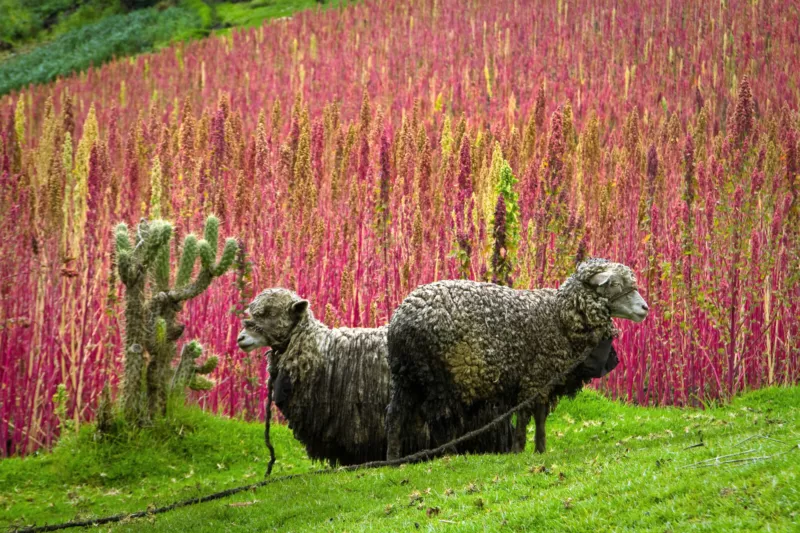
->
{"left": 175, "top": 234, "right": 199, "bottom": 288}
{"left": 213, "top": 238, "right": 238, "bottom": 276}
{"left": 132, "top": 220, "right": 172, "bottom": 273}
{"left": 196, "top": 355, "right": 218, "bottom": 374}
{"left": 185, "top": 340, "right": 203, "bottom": 358}
{"left": 115, "top": 223, "right": 132, "bottom": 253}
{"left": 197, "top": 239, "right": 214, "bottom": 271}
{"left": 129, "top": 218, "right": 150, "bottom": 263}
{"left": 115, "top": 223, "right": 135, "bottom": 284}
{"left": 171, "top": 342, "right": 196, "bottom": 392}
{"left": 169, "top": 268, "right": 214, "bottom": 303}
{"left": 121, "top": 343, "right": 145, "bottom": 420}
{"left": 162, "top": 234, "right": 238, "bottom": 304}
{"left": 154, "top": 243, "right": 171, "bottom": 292}
{"left": 170, "top": 340, "right": 213, "bottom": 394}
{"left": 154, "top": 317, "right": 167, "bottom": 348}
{"left": 117, "top": 250, "right": 133, "bottom": 284}
{"left": 189, "top": 375, "right": 214, "bottom": 391}
{"left": 141, "top": 221, "right": 172, "bottom": 270}
{"left": 203, "top": 215, "right": 219, "bottom": 262}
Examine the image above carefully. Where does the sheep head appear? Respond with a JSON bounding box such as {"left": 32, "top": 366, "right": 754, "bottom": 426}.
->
{"left": 557, "top": 259, "right": 648, "bottom": 345}
{"left": 577, "top": 259, "right": 649, "bottom": 323}
{"left": 237, "top": 288, "right": 310, "bottom": 353}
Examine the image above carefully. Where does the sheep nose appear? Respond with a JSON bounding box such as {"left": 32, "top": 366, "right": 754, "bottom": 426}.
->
{"left": 641, "top": 303, "right": 649, "bottom": 312}
{"left": 237, "top": 332, "right": 246, "bottom": 343}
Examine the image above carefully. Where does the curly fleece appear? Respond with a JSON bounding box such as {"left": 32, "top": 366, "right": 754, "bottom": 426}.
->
{"left": 386, "top": 259, "right": 623, "bottom": 457}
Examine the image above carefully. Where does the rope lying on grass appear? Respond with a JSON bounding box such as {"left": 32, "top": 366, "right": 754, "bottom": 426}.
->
{"left": 12, "top": 357, "right": 591, "bottom": 533}
{"left": 263, "top": 357, "right": 277, "bottom": 477}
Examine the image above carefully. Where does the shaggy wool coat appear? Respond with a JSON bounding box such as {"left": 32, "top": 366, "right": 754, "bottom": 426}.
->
{"left": 387, "top": 261, "right": 618, "bottom": 457}
{"left": 272, "top": 318, "right": 391, "bottom": 466}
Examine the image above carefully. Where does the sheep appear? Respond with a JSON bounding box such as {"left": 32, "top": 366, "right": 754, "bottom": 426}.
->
{"left": 385, "top": 258, "right": 648, "bottom": 459}
{"left": 236, "top": 288, "right": 525, "bottom": 465}
{"left": 237, "top": 288, "right": 391, "bottom": 466}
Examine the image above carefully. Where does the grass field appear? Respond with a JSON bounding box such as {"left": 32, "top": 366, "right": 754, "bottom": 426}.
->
{"left": 2, "top": 387, "right": 798, "bottom": 532}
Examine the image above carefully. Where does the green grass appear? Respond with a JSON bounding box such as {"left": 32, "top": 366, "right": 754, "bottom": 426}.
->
{"left": 0, "top": 0, "right": 335, "bottom": 96}
{"left": 0, "top": 405, "right": 312, "bottom": 530}
{"left": 214, "top": 0, "right": 322, "bottom": 29}
{"left": 0, "top": 5, "right": 202, "bottom": 96}
{"left": 0, "top": 0, "right": 124, "bottom": 51}
{"left": 2, "top": 387, "right": 798, "bottom": 531}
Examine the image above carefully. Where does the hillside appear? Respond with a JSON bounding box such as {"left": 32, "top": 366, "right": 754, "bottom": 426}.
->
{"left": 0, "top": 0, "right": 327, "bottom": 96}
{"left": 1, "top": 387, "right": 798, "bottom": 531}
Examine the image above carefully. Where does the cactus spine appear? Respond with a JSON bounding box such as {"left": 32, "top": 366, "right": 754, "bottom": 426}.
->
{"left": 115, "top": 215, "right": 237, "bottom": 424}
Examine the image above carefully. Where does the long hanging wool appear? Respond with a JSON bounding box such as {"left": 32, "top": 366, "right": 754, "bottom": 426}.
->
{"left": 272, "top": 321, "right": 391, "bottom": 465}
{"left": 239, "top": 288, "right": 393, "bottom": 465}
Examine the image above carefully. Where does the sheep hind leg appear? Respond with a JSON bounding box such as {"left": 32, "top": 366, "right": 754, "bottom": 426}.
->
{"left": 386, "top": 405, "right": 403, "bottom": 461}
{"left": 386, "top": 388, "right": 414, "bottom": 461}
{"left": 533, "top": 402, "right": 550, "bottom": 454}
{"left": 512, "top": 410, "right": 530, "bottom": 453}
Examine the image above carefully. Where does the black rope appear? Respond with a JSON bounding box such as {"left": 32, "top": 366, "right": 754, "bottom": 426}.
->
{"left": 263, "top": 352, "right": 276, "bottom": 477}
{"left": 10, "top": 357, "right": 588, "bottom": 533}
{"left": 8, "top": 472, "right": 311, "bottom": 533}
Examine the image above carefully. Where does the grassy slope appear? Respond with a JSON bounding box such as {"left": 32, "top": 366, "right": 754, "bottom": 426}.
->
{"left": 0, "top": 0, "right": 126, "bottom": 51}
{"left": 215, "top": 0, "right": 324, "bottom": 29}
{"left": 1, "top": 387, "right": 798, "bottom": 532}
{"left": 0, "top": 0, "right": 331, "bottom": 96}
{"left": 0, "top": 5, "right": 201, "bottom": 96}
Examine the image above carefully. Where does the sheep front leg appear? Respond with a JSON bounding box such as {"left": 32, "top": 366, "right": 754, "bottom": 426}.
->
{"left": 512, "top": 410, "right": 530, "bottom": 453}
{"left": 533, "top": 401, "right": 550, "bottom": 453}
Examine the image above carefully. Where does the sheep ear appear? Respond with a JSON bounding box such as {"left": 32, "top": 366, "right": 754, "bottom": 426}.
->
{"left": 291, "top": 300, "right": 309, "bottom": 316}
{"left": 588, "top": 270, "right": 612, "bottom": 288}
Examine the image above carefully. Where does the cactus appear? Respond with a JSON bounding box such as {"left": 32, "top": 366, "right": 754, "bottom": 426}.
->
{"left": 171, "top": 340, "right": 219, "bottom": 397}
{"left": 115, "top": 215, "right": 238, "bottom": 424}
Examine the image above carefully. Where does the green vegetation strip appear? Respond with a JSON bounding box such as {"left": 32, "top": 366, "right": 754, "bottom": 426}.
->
{"left": 2, "top": 387, "right": 798, "bottom": 532}
{"left": 0, "top": 0, "right": 335, "bottom": 96}
{"left": 0, "top": 6, "right": 201, "bottom": 96}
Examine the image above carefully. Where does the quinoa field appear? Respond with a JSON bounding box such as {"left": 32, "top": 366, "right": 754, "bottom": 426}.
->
{"left": 1, "top": 0, "right": 799, "bottom": 460}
